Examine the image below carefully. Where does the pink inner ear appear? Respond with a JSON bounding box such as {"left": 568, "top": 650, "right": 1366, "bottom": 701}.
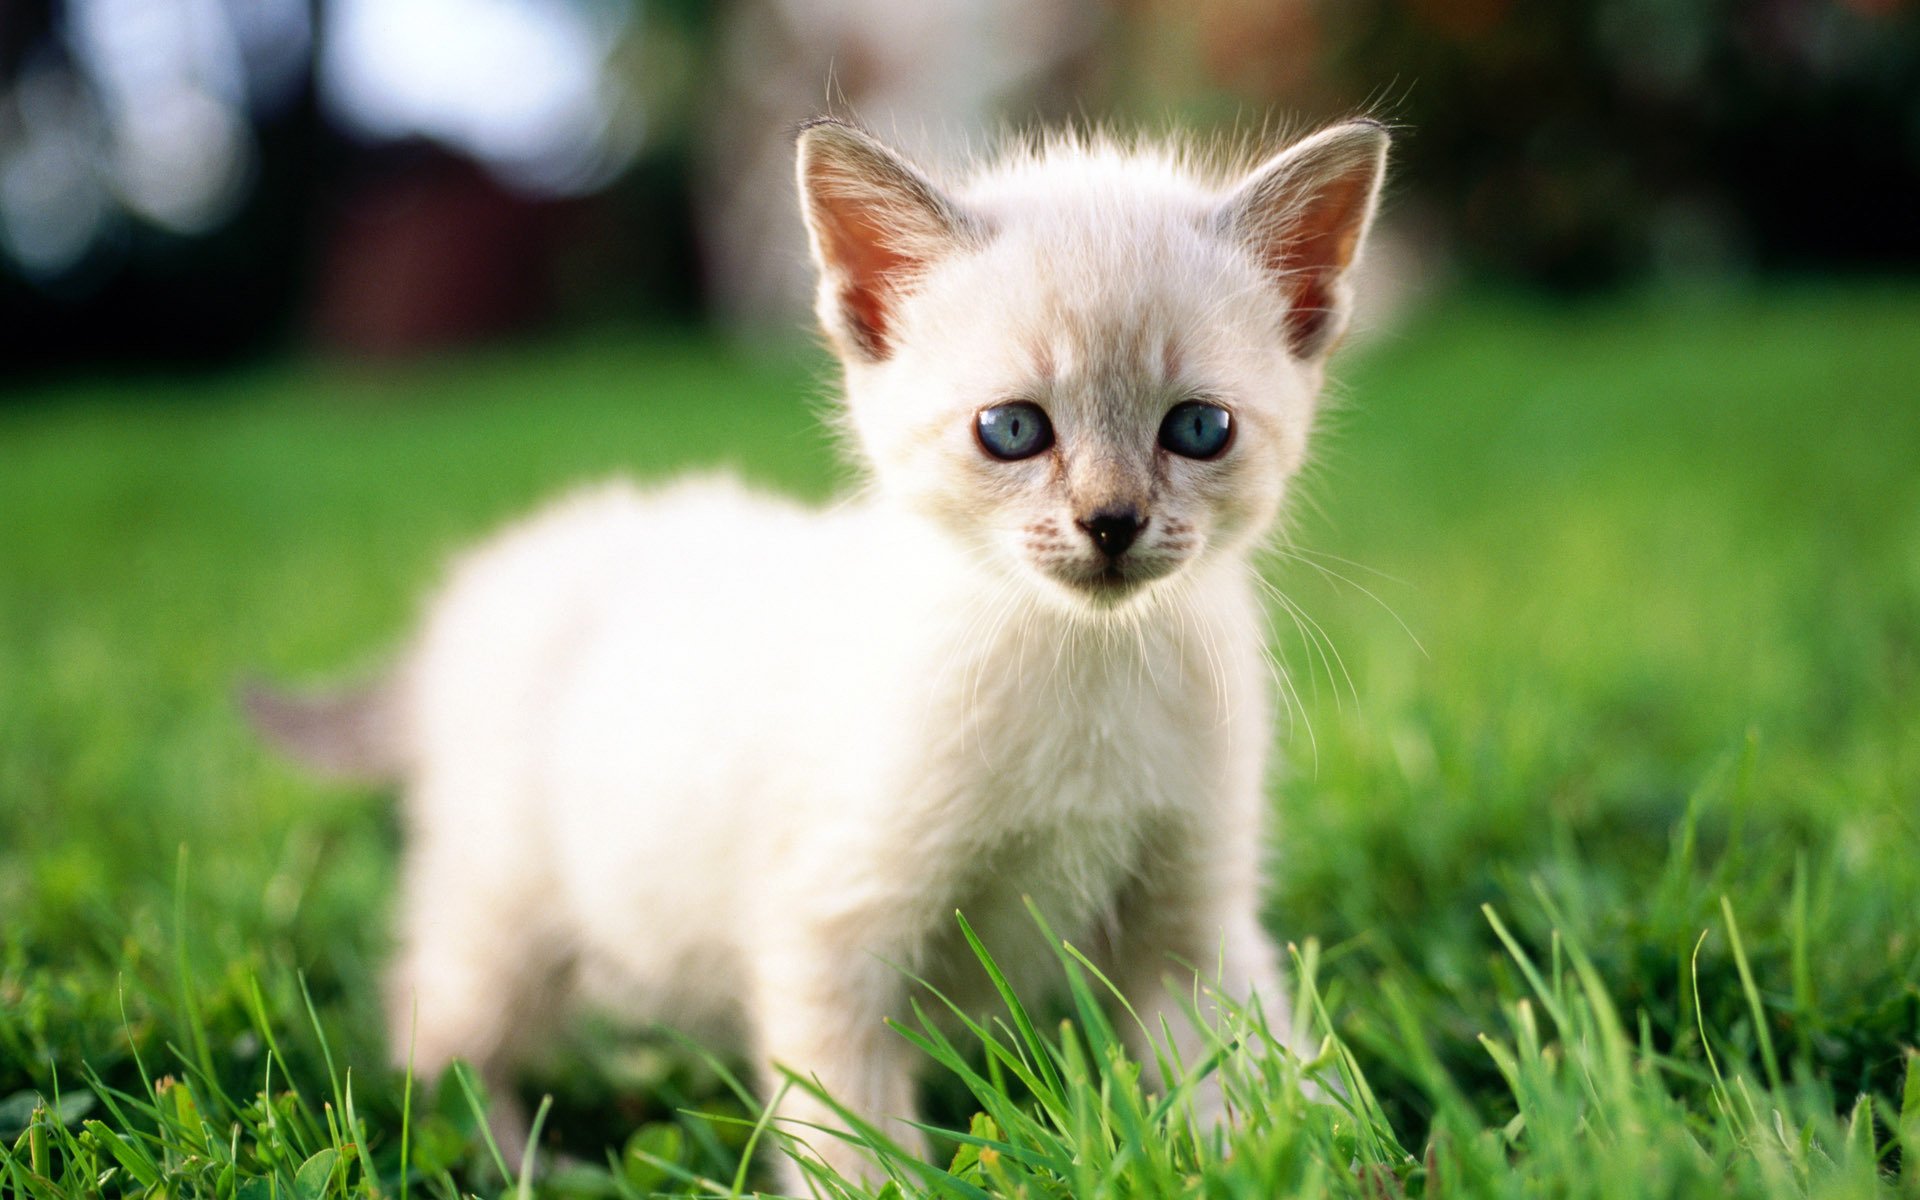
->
{"left": 1259, "top": 168, "right": 1376, "bottom": 356}
{"left": 817, "top": 197, "right": 915, "bottom": 358}
{"left": 1284, "top": 278, "right": 1339, "bottom": 356}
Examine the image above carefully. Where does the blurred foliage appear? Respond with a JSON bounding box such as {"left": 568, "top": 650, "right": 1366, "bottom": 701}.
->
{"left": 1120, "top": 0, "right": 1920, "bottom": 285}
{"left": 1318, "top": 0, "right": 1920, "bottom": 285}
{"left": 5, "top": 0, "right": 1919, "bottom": 380}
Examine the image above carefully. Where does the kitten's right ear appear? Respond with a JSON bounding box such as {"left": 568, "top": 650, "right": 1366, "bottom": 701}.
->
{"left": 796, "top": 119, "right": 968, "bottom": 363}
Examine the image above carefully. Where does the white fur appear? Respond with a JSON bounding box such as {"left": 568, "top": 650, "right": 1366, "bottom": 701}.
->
{"left": 370, "top": 120, "right": 1388, "bottom": 1187}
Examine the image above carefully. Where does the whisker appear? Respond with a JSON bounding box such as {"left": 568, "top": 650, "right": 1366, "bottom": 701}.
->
{"left": 1275, "top": 542, "right": 1411, "bottom": 587}
{"left": 1183, "top": 577, "right": 1234, "bottom": 738}
{"left": 1254, "top": 572, "right": 1358, "bottom": 712}
{"left": 1255, "top": 573, "right": 1330, "bottom": 706}
{"left": 1266, "top": 546, "right": 1428, "bottom": 659}
{"left": 1244, "top": 565, "right": 1317, "bottom": 772}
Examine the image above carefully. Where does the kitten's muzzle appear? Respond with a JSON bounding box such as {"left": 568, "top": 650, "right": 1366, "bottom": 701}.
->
{"left": 1078, "top": 508, "right": 1145, "bottom": 560}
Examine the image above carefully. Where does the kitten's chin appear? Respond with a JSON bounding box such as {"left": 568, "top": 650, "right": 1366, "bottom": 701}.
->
{"left": 1034, "top": 559, "right": 1178, "bottom": 612}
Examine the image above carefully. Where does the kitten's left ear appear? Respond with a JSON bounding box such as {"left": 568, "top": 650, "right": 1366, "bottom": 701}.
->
{"left": 1220, "top": 120, "right": 1390, "bottom": 360}
{"left": 796, "top": 119, "right": 970, "bottom": 363}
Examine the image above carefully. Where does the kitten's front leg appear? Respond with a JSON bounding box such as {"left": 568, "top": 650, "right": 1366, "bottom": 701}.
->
{"left": 1117, "top": 914, "right": 1299, "bottom": 1129}
{"left": 1108, "top": 826, "right": 1307, "bottom": 1128}
{"left": 748, "top": 936, "right": 926, "bottom": 1191}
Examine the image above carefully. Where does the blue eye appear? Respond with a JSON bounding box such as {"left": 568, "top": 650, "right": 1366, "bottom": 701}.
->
{"left": 976, "top": 402, "right": 1055, "bottom": 461}
{"left": 1158, "top": 401, "right": 1233, "bottom": 459}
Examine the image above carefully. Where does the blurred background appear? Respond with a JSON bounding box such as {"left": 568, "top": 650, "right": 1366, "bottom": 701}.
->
{"left": 3, "top": 0, "right": 1917, "bottom": 381}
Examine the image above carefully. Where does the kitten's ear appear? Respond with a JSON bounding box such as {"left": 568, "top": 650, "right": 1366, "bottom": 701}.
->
{"left": 796, "top": 119, "right": 968, "bottom": 363}
{"left": 1220, "top": 120, "right": 1390, "bottom": 360}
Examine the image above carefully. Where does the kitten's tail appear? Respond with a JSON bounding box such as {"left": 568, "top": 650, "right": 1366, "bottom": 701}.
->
{"left": 240, "top": 672, "right": 408, "bottom": 785}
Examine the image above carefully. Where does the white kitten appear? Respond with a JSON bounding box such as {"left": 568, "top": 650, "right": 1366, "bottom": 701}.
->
{"left": 251, "top": 116, "right": 1389, "bottom": 1187}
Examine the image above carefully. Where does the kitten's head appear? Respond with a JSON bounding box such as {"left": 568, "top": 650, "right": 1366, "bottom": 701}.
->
{"left": 797, "top": 119, "right": 1388, "bottom": 611}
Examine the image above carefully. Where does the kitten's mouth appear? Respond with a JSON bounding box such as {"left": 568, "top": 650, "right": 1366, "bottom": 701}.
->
{"left": 1052, "top": 557, "right": 1173, "bottom": 605}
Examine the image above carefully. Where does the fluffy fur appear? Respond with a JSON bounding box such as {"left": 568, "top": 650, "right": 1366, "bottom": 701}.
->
{"left": 256, "top": 117, "right": 1389, "bottom": 1187}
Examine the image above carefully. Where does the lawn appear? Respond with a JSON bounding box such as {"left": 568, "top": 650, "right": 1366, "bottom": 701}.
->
{"left": 2, "top": 286, "right": 1917, "bottom": 1198}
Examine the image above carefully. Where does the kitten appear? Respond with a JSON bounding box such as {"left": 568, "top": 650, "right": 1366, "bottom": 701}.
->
{"left": 250, "top": 116, "right": 1389, "bottom": 1187}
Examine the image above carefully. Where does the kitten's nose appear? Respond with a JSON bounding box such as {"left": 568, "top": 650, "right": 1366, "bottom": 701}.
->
{"left": 1078, "top": 508, "right": 1144, "bottom": 559}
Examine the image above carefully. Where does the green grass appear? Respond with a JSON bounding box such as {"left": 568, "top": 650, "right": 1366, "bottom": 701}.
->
{"left": 3, "top": 286, "right": 1918, "bottom": 1198}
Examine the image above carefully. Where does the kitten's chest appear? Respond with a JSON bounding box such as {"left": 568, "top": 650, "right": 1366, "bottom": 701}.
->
{"left": 942, "top": 615, "right": 1225, "bottom": 817}
{"left": 898, "top": 624, "right": 1220, "bottom": 927}
{"left": 902, "top": 672, "right": 1198, "bottom": 1006}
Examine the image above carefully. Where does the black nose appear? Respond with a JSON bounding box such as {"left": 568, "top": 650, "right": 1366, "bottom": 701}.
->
{"left": 1078, "top": 508, "right": 1144, "bottom": 559}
